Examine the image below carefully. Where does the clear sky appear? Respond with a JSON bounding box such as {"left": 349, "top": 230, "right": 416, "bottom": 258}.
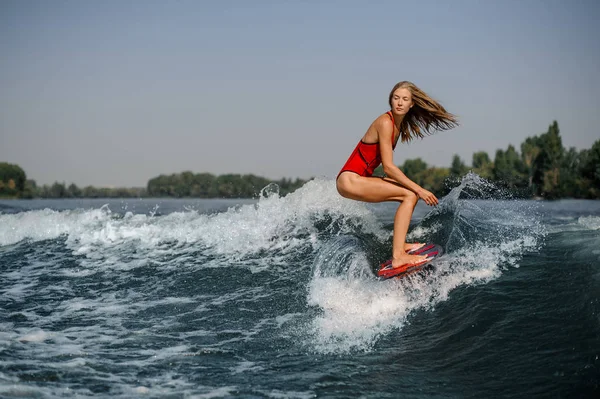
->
{"left": 1, "top": 0, "right": 599, "bottom": 187}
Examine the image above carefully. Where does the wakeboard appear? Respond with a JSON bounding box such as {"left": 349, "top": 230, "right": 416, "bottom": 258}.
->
{"left": 377, "top": 243, "right": 444, "bottom": 279}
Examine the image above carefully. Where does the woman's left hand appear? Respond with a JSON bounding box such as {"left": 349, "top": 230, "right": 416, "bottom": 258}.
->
{"left": 418, "top": 188, "right": 438, "bottom": 206}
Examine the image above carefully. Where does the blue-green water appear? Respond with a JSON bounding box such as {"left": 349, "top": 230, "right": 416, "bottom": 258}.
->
{"left": 1, "top": 175, "right": 599, "bottom": 398}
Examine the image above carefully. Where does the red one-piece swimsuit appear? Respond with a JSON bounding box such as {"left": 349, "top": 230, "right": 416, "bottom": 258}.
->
{"left": 337, "top": 111, "right": 398, "bottom": 179}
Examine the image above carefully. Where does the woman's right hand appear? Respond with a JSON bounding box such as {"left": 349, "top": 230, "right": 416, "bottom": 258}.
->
{"left": 418, "top": 188, "right": 438, "bottom": 206}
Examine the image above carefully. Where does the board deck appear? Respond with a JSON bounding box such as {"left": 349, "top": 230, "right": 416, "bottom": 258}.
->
{"left": 377, "top": 243, "right": 443, "bottom": 279}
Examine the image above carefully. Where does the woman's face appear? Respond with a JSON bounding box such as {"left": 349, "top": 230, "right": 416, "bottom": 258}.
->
{"left": 390, "top": 87, "right": 413, "bottom": 116}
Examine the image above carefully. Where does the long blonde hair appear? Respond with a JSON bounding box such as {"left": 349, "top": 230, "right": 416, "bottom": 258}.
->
{"left": 389, "top": 81, "right": 458, "bottom": 142}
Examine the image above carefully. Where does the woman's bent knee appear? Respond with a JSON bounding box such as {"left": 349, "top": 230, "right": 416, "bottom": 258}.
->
{"left": 403, "top": 190, "right": 418, "bottom": 204}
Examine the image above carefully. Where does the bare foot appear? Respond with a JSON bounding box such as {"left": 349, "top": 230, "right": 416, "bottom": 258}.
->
{"left": 404, "top": 243, "right": 425, "bottom": 253}
{"left": 391, "top": 253, "right": 428, "bottom": 269}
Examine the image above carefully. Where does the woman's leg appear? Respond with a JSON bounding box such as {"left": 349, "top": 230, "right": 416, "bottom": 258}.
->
{"left": 337, "top": 173, "right": 425, "bottom": 267}
{"left": 391, "top": 191, "right": 419, "bottom": 264}
{"left": 337, "top": 173, "right": 414, "bottom": 202}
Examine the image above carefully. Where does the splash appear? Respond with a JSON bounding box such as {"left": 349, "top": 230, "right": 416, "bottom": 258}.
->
{"left": 415, "top": 172, "right": 545, "bottom": 252}
{"left": 307, "top": 173, "right": 547, "bottom": 353}
{"left": 579, "top": 216, "right": 600, "bottom": 231}
{"left": 0, "top": 179, "right": 384, "bottom": 271}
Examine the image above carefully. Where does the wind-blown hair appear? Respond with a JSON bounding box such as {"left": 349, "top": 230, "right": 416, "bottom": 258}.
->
{"left": 388, "top": 81, "right": 458, "bottom": 142}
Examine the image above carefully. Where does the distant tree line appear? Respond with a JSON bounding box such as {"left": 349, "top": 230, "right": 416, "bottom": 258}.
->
{"left": 22, "top": 181, "right": 147, "bottom": 199}
{"left": 0, "top": 163, "right": 308, "bottom": 199}
{"left": 1, "top": 121, "right": 598, "bottom": 199}
{"left": 145, "top": 172, "right": 307, "bottom": 198}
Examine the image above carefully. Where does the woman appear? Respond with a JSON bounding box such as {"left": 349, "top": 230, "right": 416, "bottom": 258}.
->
{"left": 336, "top": 81, "right": 458, "bottom": 269}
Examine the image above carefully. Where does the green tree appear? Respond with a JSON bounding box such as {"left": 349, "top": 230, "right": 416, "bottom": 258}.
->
{"left": 521, "top": 136, "right": 541, "bottom": 193}
{"left": 49, "top": 182, "right": 67, "bottom": 198}
{"left": 216, "top": 174, "right": 242, "bottom": 198}
{"left": 421, "top": 167, "right": 451, "bottom": 196}
{"left": 493, "top": 145, "right": 526, "bottom": 188}
{"left": 534, "top": 121, "right": 563, "bottom": 197}
{"left": 67, "top": 183, "right": 82, "bottom": 198}
{"left": 198, "top": 173, "right": 218, "bottom": 197}
{"left": 173, "top": 171, "right": 195, "bottom": 197}
{"left": 21, "top": 179, "right": 37, "bottom": 199}
{"left": 0, "top": 162, "right": 27, "bottom": 196}
{"left": 401, "top": 158, "right": 428, "bottom": 177}
{"left": 449, "top": 154, "right": 468, "bottom": 179}
{"left": 558, "top": 147, "right": 590, "bottom": 198}
{"left": 472, "top": 151, "right": 494, "bottom": 180}
{"left": 579, "top": 139, "right": 600, "bottom": 198}
{"left": 147, "top": 174, "right": 174, "bottom": 197}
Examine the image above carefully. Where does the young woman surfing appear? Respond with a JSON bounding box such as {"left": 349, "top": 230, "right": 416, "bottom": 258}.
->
{"left": 336, "top": 81, "right": 458, "bottom": 269}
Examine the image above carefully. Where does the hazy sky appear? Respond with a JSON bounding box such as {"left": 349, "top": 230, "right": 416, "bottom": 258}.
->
{"left": 1, "top": 0, "right": 599, "bottom": 187}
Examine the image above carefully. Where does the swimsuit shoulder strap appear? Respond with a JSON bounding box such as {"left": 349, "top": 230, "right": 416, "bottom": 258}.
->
{"left": 386, "top": 111, "right": 398, "bottom": 147}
